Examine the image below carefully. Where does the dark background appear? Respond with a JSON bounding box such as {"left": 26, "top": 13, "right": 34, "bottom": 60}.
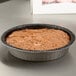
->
{"left": 0, "top": 0, "right": 10, "bottom": 3}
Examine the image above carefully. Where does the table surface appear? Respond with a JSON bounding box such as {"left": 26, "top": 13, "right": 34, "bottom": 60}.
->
{"left": 0, "top": 0, "right": 76, "bottom": 76}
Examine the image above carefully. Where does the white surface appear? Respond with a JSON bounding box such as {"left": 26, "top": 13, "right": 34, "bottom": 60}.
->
{"left": 0, "top": 0, "right": 76, "bottom": 76}
{"left": 31, "top": 0, "right": 76, "bottom": 14}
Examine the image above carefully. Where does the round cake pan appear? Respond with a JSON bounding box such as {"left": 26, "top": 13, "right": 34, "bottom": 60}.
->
{"left": 1, "top": 24, "right": 75, "bottom": 61}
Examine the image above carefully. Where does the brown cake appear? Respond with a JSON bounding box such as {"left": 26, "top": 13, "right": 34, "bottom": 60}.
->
{"left": 6, "top": 28, "right": 70, "bottom": 51}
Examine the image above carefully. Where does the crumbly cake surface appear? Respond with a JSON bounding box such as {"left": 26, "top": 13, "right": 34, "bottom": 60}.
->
{"left": 6, "top": 29, "right": 70, "bottom": 51}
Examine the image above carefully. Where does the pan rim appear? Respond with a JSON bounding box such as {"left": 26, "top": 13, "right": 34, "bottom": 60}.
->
{"left": 1, "top": 24, "right": 75, "bottom": 53}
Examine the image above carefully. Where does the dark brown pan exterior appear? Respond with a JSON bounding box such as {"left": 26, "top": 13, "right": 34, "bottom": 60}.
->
{"left": 1, "top": 24, "right": 75, "bottom": 61}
